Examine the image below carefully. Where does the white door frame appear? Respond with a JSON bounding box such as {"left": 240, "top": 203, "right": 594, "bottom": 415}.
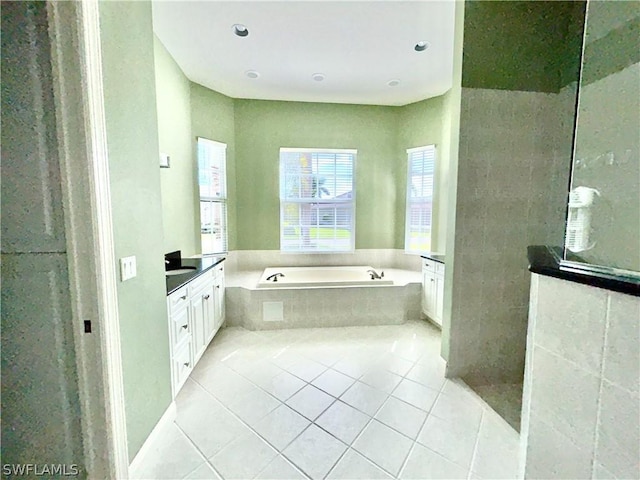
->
{"left": 47, "top": 1, "right": 128, "bottom": 477}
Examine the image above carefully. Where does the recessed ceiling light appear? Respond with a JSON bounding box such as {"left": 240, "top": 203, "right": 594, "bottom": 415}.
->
{"left": 233, "top": 24, "right": 249, "bottom": 37}
{"left": 387, "top": 79, "right": 400, "bottom": 87}
{"left": 312, "top": 73, "right": 325, "bottom": 82}
{"left": 245, "top": 70, "right": 260, "bottom": 79}
{"left": 414, "top": 41, "right": 429, "bottom": 52}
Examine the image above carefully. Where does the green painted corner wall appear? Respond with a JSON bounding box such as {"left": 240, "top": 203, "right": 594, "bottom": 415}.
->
{"left": 233, "top": 100, "right": 402, "bottom": 250}
{"left": 396, "top": 96, "right": 446, "bottom": 252}
{"left": 154, "top": 36, "right": 198, "bottom": 257}
{"left": 99, "top": 1, "right": 172, "bottom": 460}
{"left": 190, "top": 84, "right": 237, "bottom": 251}
{"left": 441, "top": 0, "right": 466, "bottom": 362}
{"left": 165, "top": 87, "right": 451, "bottom": 253}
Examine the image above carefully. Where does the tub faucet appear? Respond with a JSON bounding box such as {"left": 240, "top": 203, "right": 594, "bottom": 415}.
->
{"left": 367, "top": 269, "right": 384, "bottom": 280}
{"left": 266, "top": 273, "right": 285, "bottom": 282}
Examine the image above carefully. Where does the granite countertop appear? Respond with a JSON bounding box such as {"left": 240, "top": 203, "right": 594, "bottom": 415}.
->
{"left": 166, "top": 256, "right": 225, "bottom": 295}
{"left": 420, "top": 253, "right": 446, "bottom": 264}
{"left": 527, "top": 245, "right": 639, "bottom": 297}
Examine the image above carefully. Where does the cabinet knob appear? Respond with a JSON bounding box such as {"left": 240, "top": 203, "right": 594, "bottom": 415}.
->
{"left": 216, "top": 285, "right": 220, "bottom": 289}
{"left": 203, "top": 294, "right": 210, "bottom": 300}
{"left": 181, "top": 324, "right": 188, "bottom": 330}
{"left": 430, "top": 279, "right": 435, "bottom": 282}
{"left": 180, "top": 295, "right": 187, "bottom": 300}
{"left": 183, "top": 362, "right": 190, "bottom": 367}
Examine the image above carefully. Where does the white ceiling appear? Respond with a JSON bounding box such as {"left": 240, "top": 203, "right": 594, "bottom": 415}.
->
{"left": 152, "top": 1, "right": 456, "bottom": 106}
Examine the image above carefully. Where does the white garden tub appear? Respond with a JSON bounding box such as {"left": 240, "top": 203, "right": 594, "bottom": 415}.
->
{"left": 257, "top": 266, "right": 394, "bottom": 288}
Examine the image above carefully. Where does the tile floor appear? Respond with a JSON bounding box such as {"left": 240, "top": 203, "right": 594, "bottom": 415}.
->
{"left": 132, "top": 321, "right": 520, "bottom": 480}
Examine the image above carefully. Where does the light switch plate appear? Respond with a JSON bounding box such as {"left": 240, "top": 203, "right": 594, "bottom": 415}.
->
{"left": 160, "top": 153, "right": 170, "bottom": 168}
{"left": 120, "top": 256, "right": 137, "bottom": 281}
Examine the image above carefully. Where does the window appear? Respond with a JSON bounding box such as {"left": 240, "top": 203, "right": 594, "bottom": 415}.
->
{"left": 280, "top": 148, "right": 356, "bottom": 252}
{"left": 405, "top": 145, "right": 436, "bottom": 253}
{"left": 198, "top": 137, "right": 227, "bottom": 255}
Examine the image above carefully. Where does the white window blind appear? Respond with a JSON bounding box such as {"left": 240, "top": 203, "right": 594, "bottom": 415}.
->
{"left": 198, "top": 137, "right": 227, "bottom": 255}
{"left": 279, "top": 148, "right": 356, "bottom": 253}
{"left": 405, "top": 145, "right": 436, "bottom": 253}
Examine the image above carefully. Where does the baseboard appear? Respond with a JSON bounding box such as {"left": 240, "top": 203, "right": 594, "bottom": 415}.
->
{"left": 128, "top": 401, "right": 177, "bottom": 478}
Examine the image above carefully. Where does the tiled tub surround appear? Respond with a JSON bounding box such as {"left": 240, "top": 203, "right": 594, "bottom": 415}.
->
{"left": 130, "top": 321, "right": 520, "bottom": 480}
{"left": 226, "top": 269, "right": 421, "bottom": 330}
{"left": 223, "top": 249, "right": 424, "bottom": 275}
{"left": 521, "top": 274, "right": 640, "bottom": 479}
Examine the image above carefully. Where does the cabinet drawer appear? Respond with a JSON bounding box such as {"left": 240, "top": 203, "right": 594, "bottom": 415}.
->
{"left": 423, "top": 259, "right": 436, "bottom": 272}
{"left": 172, "top": 339, "right": 193, "bottom": 395}
{"left": 169, "top": 305, "right": 190, "bottom": 347}
{"left": 214, "top": 264, "right": 224, "bottom": 277}
{"left": 168, "top": 286, "right": 189, "bottom": 313}
{"left": 189, "top": 269, "right": 214, "bottom": 295}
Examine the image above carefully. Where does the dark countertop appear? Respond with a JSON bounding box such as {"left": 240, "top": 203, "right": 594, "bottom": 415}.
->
{"left": 527, "top": 245, "right": 639, "bottom": 297}
{"left": 420, "top": 253, "right": 446, "bottom": 264}
{"left": 166, "top": 256, "right": 225, "bottom": 295}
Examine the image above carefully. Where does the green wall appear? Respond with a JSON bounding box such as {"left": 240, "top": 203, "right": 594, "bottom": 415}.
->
{"left": 396, "top": 96, "right": 446, "bottom": 251}
{"left": 154, "top": 37, "right": 198, "bottom": 257}
{"left": 233, "top": 100, "right": 401, "bottom": 250}
{"left": 99, "top": 1, "right": 172, "bottom": 460}
{"left": 190, "top": 84, "right": 237, "bottom": 250}
{"left": 441, "top": 0, "right": 466, "bottom": 362}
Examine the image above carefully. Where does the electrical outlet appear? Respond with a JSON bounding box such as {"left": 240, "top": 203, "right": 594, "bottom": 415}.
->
{"left": 120, "top": 256, "right": 137, "bottom": 281}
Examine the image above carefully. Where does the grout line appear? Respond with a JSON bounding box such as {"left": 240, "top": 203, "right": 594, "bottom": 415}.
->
{"left": 180, "top": 323, "right": 444, "bottom": 480}
{"left": 173, "top": 421, "right": 226, "bottom": 480}
{"left": 590, "top": 293, "right": 612, "bottom": 478}
{"left": 189, "top": 375, "right": 312, "bottom": 479}
{"left": 396, "top": 384, "right": 447, "bottom": 479}
{"left": 254, "top": 449, "right": 309, "bottom": 480}
{"left": 467, "top": 409, "right": 485, "bottom": 480}
{"left": 327, "top": 361, "right": 436, "bottom": 479}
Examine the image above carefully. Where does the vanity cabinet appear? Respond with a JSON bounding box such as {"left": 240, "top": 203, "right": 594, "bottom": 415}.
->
{"left": 167, "top": 263, "right": 225, "bottom": 397}
{"left": 422, "top": 258, "right": 445, "bottom": 327}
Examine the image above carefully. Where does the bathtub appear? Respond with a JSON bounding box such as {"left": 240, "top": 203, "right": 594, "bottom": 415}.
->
{"left": 257, "top": 266, "right": 394, "bottom": 288}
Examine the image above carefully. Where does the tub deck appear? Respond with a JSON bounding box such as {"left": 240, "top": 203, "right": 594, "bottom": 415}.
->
{"left": 257, "top": 266, "right": 394, "bottom": 288}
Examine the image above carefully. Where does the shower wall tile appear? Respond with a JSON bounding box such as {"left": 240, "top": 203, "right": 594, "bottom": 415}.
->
{"left": 449, "top": 86, "right": 572, "bottom": 384}
{"left": 595, "top": 381, "right": 640, "bottom": 479}
{"left": 603, "top": 291, "right": 640, "bottom": 393}
{"left": 524, "top": 412, "right": 593, "bottom": 480}
{"left": 522, "top": 274, "right": 640, "bottom": 478}
{"left": 535, "top": 276, "right": 607, "bottom": 375}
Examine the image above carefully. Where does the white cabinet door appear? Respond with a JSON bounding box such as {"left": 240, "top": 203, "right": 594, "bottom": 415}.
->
{"left": 422, "top": 269, "right": 436, "bottom": 318}
{"left": 214, "top": 267, "right": 225, "bottom": 330}
{"left": 434, "top": 274, "right": 444, "bottom": 327}
{"left": 190, "top": 292, "right": 207, "bottom": 362}
{"left": 203, "top": 283, "right": 216, "bottom": 343}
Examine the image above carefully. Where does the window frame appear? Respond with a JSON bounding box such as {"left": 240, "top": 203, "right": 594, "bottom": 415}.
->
{"left": 279, "top": 147, "right": 357, "bottom": 254}
{"left": 197, "top": 137, "right": 228, "bottom": 256}
{"left": 404, "top": 145, "right": 436, "bottom": 254}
